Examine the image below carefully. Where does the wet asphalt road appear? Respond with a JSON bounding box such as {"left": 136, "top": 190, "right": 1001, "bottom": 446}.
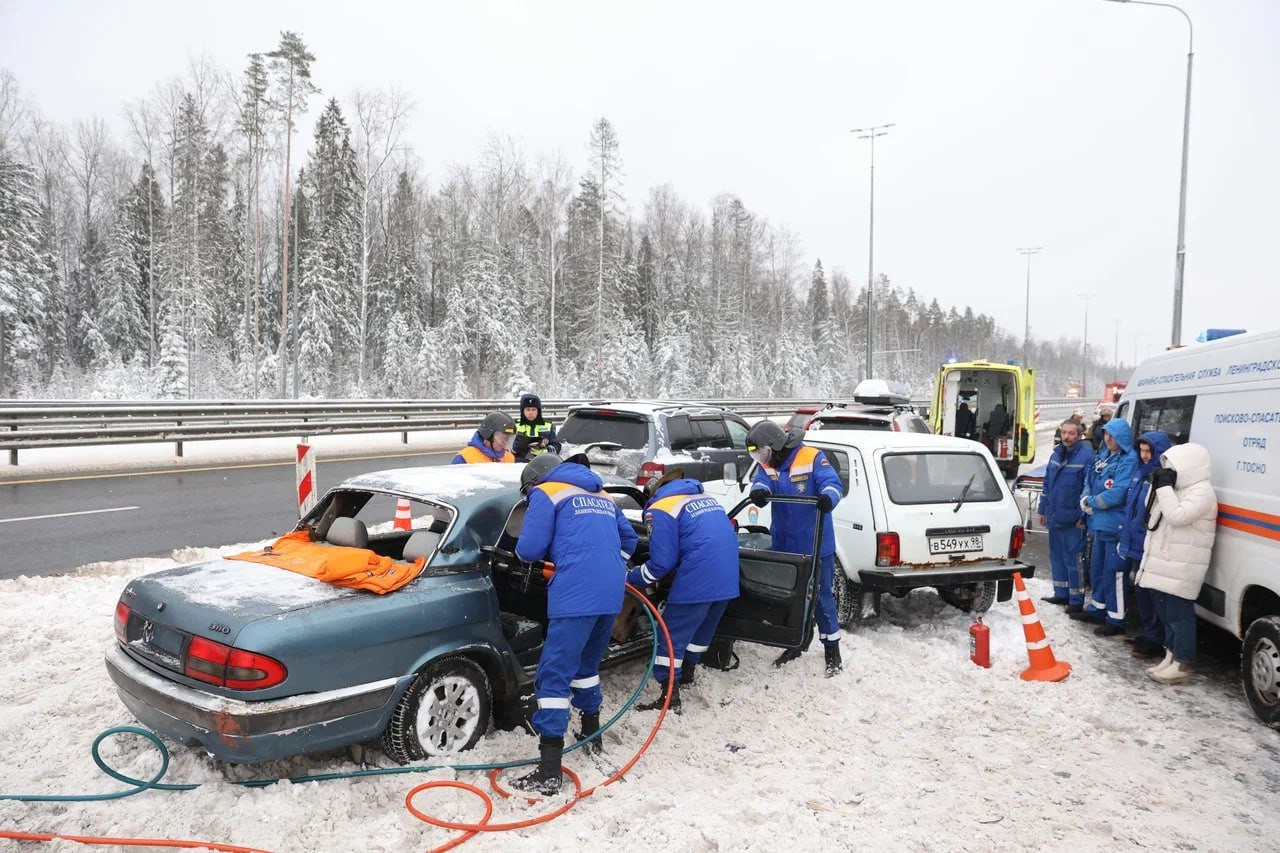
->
{"left": 0, "top": 450, "right": 453, "bottom": 578}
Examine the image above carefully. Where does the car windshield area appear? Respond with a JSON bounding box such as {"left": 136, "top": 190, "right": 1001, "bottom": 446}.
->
{"left": 559, "top": 412, "right": 650, "bottom": 449}
{"left": 881, "top": 452, "right": 1003, "bottom": 505}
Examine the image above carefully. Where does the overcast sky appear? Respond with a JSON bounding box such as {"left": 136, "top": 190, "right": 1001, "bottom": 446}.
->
{"left": 3, "top": 0, "right": 1277, "bottom": 366}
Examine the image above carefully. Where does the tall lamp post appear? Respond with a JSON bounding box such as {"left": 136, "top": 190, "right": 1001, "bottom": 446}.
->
{"left": 1017, "top": 247, "right": 1042, "bottom": 368}
{"left": 1082, "top": 293, "right": 1095, "bottom": 399}
{"left": 852, "top": 123, "right": 893, "bottom": 380}
{"left": 1103, "top": 0, "right": 1194, "bottom": 347}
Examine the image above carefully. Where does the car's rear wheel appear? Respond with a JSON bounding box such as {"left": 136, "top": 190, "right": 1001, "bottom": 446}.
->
{"left": 833, "top": 557, "right": 877, "bottom": 627}
{"left": 381, "top": 657, "right": 491, "bottom": 764}
{"left": 1243, "top": 616, "right": 1280, "bottom": 729}
{"left": 938, "top": 581, "right": 997, "bottom": 614}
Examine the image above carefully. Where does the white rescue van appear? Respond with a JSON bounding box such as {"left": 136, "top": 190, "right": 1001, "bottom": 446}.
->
{"left": 1119, "top": 328, "right": 1280, "bottom": 727}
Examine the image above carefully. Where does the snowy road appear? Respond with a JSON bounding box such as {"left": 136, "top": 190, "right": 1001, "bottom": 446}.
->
{"left": 1, "top": 533, "right": 1276, "bottom": 852}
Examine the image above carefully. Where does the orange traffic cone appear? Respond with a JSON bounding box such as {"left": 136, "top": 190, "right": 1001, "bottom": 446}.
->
{"left": 393, "top": 498, "right": 413, "bottom": 531}
{"left": 1013, "top": 571, "right": 1071, "bottom": 682}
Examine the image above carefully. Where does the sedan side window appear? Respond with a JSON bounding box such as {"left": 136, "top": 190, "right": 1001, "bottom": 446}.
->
{"left": 818, "top": 449, "right": 852, "bottom": 495}
{"left": 725, "top": 418, "right": 750, "bottom": 448}
{"left": 693, "top": 417, "right": 730, "bottom": 449}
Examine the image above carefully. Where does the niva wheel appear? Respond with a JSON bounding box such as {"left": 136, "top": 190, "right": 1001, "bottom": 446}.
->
{"left": 1243, "top": 616, "right": 1280, "bottom": 729}
{"left": 833, "top": 558, "right": 876, "bottom": 627}
{"left": 382, "top": 657, "right": 492, "bottom": 764}
{"left": 939, "top": 581, "right": 997, "bottom": 614}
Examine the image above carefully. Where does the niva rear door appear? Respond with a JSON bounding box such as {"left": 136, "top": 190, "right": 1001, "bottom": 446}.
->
{"left": 876, "top": 450, "right": 1015, "bottom": 563}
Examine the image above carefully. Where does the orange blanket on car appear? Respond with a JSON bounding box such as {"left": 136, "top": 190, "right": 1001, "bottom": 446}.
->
{"left": 231, "top": 529, "right": 427, "bottom": 594}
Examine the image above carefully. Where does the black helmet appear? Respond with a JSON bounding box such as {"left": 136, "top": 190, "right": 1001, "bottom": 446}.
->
{"left": 478, "top": 411, "right": 517, "bottom": 441}
{"left": 519, "top": 393, "right": 542, "bottom": 411}
{"left": 521, "top": 453, "right": 562, "bottom": 494}
{"left": 745, "top": 420, "right": 802, "bottom": 467}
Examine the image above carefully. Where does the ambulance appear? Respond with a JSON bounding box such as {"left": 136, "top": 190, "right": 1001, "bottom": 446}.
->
{"left": 931, "top": 360, "right": 1036, "bottom": 479}
{"left": 1118, "top": 328, "right": 1280, "bottom": 728}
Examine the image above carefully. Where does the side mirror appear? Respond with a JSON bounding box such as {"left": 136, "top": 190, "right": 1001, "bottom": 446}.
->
{"left": 723, "top": 462, "right": 736, "bottom": 482}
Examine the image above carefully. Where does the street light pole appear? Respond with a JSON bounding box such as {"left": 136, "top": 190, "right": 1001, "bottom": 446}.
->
{"left": 1082, "top": 294, "right": 1094, "bottom": 399}
{"left": 1017, "top": 247, "right": 1042, "bottom": 368}
{"left": 852, "top": 123, "right": 893, "bottom": 380}
{"left": 1103, "top": 0, "right": 1194, "bottom": 347}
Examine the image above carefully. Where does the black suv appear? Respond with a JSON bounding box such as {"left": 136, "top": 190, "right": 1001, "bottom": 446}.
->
{"left": 556, "top": 401, "right": 753, "bottom": 488}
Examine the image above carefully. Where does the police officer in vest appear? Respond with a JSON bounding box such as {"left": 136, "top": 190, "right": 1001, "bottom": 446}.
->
{"left": 628, "top": 468, "right": 740, "bottom": 713}
{"left": 514, "top": 393, "right": 562, "bottom": 462}
{"left": 745, "top": 421, "right": 844, "bottom": 677}
{"left": 452, "top": 411, "right": 517, "bottom": 464}
{"left": 510, "top": 453, "right": 638, "bottom": 795}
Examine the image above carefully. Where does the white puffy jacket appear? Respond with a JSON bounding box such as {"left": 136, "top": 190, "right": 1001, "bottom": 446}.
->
{"left": 1137, "top": 443, "right": 1218, "bottom": 601}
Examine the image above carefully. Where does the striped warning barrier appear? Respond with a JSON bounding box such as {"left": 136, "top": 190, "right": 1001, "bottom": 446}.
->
{"left": 296, "top": 441, "right": 317, "bottom": 518}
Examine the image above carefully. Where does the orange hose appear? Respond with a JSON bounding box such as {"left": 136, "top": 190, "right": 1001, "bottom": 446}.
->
{"left": 403, "top": 583, "right": 675, "bottom": 852}
{"left": 0, "top": 829, "right": 270, "bottom": 852}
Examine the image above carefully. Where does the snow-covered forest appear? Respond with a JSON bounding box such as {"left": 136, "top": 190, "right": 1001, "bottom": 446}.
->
{"left": 0, "top": 34, "right": 1117, "bottom": 402}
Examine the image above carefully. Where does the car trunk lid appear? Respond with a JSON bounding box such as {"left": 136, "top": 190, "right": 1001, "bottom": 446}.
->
{"left": 117, "top": 558, "right": 359, "bottom": 676}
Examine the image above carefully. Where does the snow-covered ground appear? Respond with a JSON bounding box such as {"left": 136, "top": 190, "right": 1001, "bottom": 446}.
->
{"left": 2, "top": 543, "right": 1277, "bottom": 853}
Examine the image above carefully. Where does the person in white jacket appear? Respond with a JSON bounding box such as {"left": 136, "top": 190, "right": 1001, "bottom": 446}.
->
{"left": 1135, "top": 442, "right": 1218, "bottom": 685}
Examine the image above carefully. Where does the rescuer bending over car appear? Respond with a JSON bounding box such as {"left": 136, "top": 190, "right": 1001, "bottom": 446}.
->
{"left": 745, "top": 421, "right": 845, "bottom": 677}
{"left": 627, "top": 468, "right": 741, "bottom": 713}
{"left": 511, "top": 453, "right": 639, "bottom": 795}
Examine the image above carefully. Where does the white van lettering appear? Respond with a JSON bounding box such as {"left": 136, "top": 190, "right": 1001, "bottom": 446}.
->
{"left": 1242, "top": 436, "right": 1268, "bottom": 450}
{"left": 1226, "top": 360, "right": 1280, "bottom": 376}
{"left": 1214, "top": 411, "right": 1280, "bottom": 425}
{"left": 1236, "top": 460, "right": 1268, "bottom": 475}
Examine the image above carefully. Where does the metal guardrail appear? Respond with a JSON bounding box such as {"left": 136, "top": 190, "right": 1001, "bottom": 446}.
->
{"left": 0, "top": 396, "right": 1086, "bottom": 465}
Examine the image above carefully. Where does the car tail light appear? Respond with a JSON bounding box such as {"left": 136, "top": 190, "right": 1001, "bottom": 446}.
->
{"left": 114, "top": 601, "right": 131, "bottom": 644}
{"left": 876, "top": 532, "right": 901, "bottom": 567}
{"left": 1009, "top": 525, "right": 1025, "bottom": 558}
{"left": 224, "top": 649, "right": 289, "bottom": 690}
{"left": 636, "top": 460, "right": 665, "bottom": 488}
{"left": 891, "top": 419, "right": 902, "bottom": 432}
{"left": 185, "top": 636, "right": 287, "bottom": 690}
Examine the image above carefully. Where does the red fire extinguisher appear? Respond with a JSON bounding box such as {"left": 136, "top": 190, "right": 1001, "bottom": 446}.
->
{"left": 970, "top": 617, "right": 991, "bottom": 668}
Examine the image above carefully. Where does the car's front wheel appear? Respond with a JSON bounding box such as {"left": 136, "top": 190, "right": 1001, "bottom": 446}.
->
{"left": 1243, "top": 616, "right": 1280, "bottom": 729}
{"left": 938, "top": 581, "right": 997, "bottom": 614}
{"left": 382, "top": 657, "right": 492, "bottom": 764}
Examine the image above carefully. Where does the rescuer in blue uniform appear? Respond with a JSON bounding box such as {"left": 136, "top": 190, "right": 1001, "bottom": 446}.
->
{"left": 1117, "top": 430, "right": 1174, "bottom": 657}
{"left": 745, "top": 421, "right": 845, "bottom": 677}
{"left": 511, "top": 453, "right": 638, "bottom": 795}
{"left": 1072, "top": 417, "right": 1138, "bottom": 636}
{"left": 628, "top": 469, "right": 740, "bottom": 712}
{"left": 1038, "top": 418, "right": 1095, "bottom": 611}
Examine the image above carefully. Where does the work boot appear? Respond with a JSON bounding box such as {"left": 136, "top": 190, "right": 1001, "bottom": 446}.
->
{"left": 679, "top": 663, "right": 697, "bottom": 687}
{"left": 773, "top": 648, "right": 803, "bottom": 668}
{"left": 1130, "top": 637, "right": 1164, "bottom": 659}
{"left": 509, "top": 736, "right": 564, "bottom": 796}
{"left": 1040, "top": 596, "right": 1068, "bottom": 605}
{"left": 1094, "top": 623, "right": 1125, "bottom": 637}
{"left": 575, "top": 712, "right": 602, "bottom": 754}
{"left": 1065, "top": 604, "right": 1084, "bottom": 615}
{"left": 824, "top": 644, "right": 843, "bottom": 678}
{"left": 636, "top": 684, "right": 681, "bottom": 714}
{"left": 1069, "top": 610, "right": 1103, "bottom": 624}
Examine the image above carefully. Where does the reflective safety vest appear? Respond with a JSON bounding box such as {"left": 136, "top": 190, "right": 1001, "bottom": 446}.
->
{"left": 456, "top": 444, "right": 516, "bottom": 464}
{"left": 516, "top": 421, "right": 555, "bottom": 456}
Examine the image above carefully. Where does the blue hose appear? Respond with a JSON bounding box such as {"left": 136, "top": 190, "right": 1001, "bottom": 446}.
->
{"left": 2, "top": 587, "right": 664, "bottom": 803}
